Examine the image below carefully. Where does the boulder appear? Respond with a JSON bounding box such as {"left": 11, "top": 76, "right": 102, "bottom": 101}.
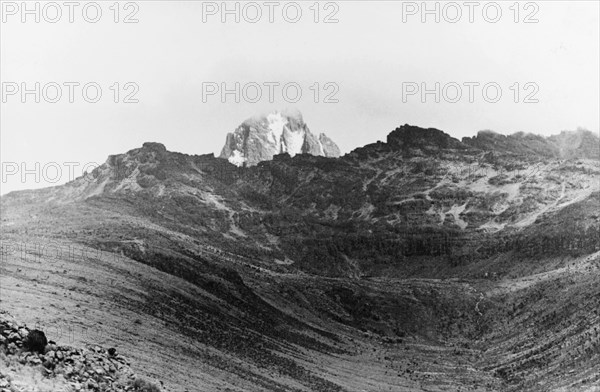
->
{"left": 24, "top": 329, "right": 48, "bottom": 353}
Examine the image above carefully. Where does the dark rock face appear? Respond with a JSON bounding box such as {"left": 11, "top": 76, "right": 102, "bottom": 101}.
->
{"left": 24, "top": 329, "right": 47, "bottom": 353}
{"left": 219, "top": 110, "right": 341, "bottom": 166}
{"left": 387, "top": 124, "right": 468, "bottom": 155}
{"left": 142, "top": 142, "right": 167, "bottom": 153}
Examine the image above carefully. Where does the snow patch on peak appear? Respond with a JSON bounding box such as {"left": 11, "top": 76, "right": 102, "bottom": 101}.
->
{"left": 267, "top": 112, "right": 288, "bottom": 148}
{"left": 317, "top": 139, "right": 325, "bottom": 156}
{"left": 284, "top": 127, "right": 306, "bottom": 157}
{"left": 228, "top": 150, "right": 247, "bottom": 166}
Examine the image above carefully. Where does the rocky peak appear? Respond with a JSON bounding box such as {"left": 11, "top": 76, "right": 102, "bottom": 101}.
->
{"left": 318, "top": 133, "right": 341, "bottom": 157}
{"left": 141, "top": 142, "right": 167, "bottom": 154}
{"left": 381, "top": 124, "right": 468, "bottom": 157}
{"left": 219, "top": 110, "right": 341, "bottom": 167}
{"left": 548, "top": 128, "right": 600, "bottom": 160}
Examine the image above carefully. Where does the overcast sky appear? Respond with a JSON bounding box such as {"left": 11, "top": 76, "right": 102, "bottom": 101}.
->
{"left": 1, "top": 0, "right": 598, "bottom": 195}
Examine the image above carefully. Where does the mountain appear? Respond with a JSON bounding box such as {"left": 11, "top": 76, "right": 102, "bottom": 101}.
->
{"left": 219, "top": 110, "right": 341, "bottom": 166}
{"left": 548, "top": 128, "right": 600, "bottom": 159}
{"left": 462, "top": 128, "right": 600, "bottom": 160}
{"left": 2, "top": 124, "right": 600, "bottom": 392}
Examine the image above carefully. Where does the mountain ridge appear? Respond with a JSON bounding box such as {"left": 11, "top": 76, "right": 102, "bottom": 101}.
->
{"left": 462, "top": 128, "right": 599, "bottom": 159}
{"left": 3, "top": 124, "right": 598, "bottom": 277}
{"left": 2, "top": 122, "right": 600, "bottom": 392}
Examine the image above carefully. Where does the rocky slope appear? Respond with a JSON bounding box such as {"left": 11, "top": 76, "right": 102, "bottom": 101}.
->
{"left": 0, "top": 311, "right": 160, "bottom": 392}
{"left": 1, "top": 124, "right": 599, "bottom": 391}
{"left": 219, "top": 110, "right": 341, "bottom": 166}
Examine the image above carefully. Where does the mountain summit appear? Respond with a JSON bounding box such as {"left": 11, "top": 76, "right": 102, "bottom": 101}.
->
{"left": 219, "top": 110, "right": 341, "bottom": 166}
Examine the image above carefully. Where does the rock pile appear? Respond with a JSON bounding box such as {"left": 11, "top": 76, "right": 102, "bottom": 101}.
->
{"left": 0, "top": 311, "right": 160, "bottom": 392}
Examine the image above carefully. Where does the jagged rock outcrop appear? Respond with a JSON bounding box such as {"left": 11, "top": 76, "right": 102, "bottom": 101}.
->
{"left": 386, "top": 124, "right": 469, "bottom": 155}
{"left": 219, "top": 110, "right": 341, "bottom": 166}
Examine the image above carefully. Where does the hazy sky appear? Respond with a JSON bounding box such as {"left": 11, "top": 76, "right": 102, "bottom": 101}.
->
{"left": 1, "top": 0, "right": 599, "bottom": 194}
